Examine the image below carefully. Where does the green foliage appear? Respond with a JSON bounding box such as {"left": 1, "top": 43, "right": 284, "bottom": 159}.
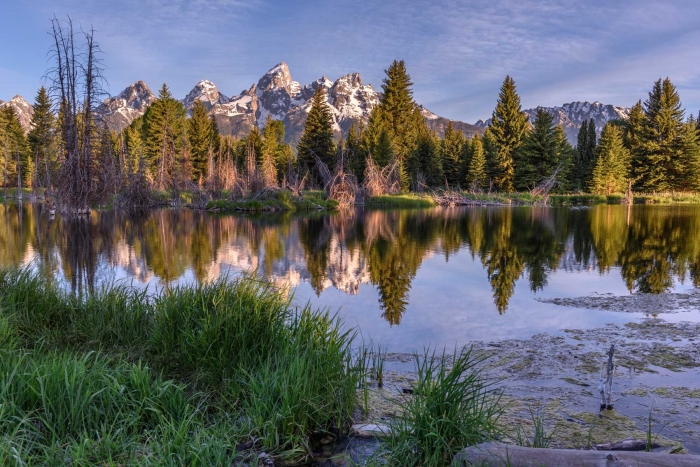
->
{"left": 0, "top": 106, "right": 30, "bottom": 189}
{"left": 187, "top": 99, "right": 215, "bottom": 182}
{"left": 206, "top": 189, "right": 337, "bottom": 212}
{"left": 589, "top": 123, "right": 631, "bottom": 194}
{"left": 573, "top": 119, "right": 598, "bottom": 188}
{"left": 143, "top": 84, "right": 188, "bottom": 190}
{"left": 385, "top": 348, "right": 502, "bottom": 466}
{"left": 28, "top": 86, "right": 59, "bottom": 191}
{"left": 466, "top": 134, "right": 487, "bottom": 190}
{"left": 412, "top": 128, "right": 443, "bottom": 187}
{"left": 367, "top": 194, "right": 436, "bottom": 208}
{"left": 298, "top": 87, "right": 336, "bottom": 186}
{"left": 515, "top": 108, "right": 573, "bottom": 191}
{"left": 440, "top": 121, "right": 465, "bottom": 186}
{"left": 633, "top": 78, "right": 688, "bottom": 191}
{"left": 0, "top": 268, "right": 360, "bottom": 464}
{"left": 487, "top": 76, "right": 529, "bottom": 192}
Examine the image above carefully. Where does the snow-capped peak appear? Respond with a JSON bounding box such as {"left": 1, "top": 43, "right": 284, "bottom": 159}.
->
{"left": 183, "top": 79, "right": 230, "bottom": 113}
{"left": 0, "top": 95, "right": 34, "bottom": 133}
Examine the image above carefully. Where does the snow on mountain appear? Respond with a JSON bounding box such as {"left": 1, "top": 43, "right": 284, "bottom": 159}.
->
{"left": 474, "top": 101, "right": 631, "bottom": 143}
{"left": 182, "top": 79, "right": 229, "bottom": 113}
{"left": 95, "top": 62, "right": 481, "bottom": 141}
{"left": 0, "top": 95, "right": 34, "bottom": 133}
{"left": 100, "top": 80, "right": 156, "bottom": 132}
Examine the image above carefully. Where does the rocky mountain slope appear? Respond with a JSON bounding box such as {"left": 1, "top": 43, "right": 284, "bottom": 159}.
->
{"left": 0, "top": 96, "right": 34, "bottom": 133}
{"left": 100, "top": 80, "right": 157, "bottom": 131}
{"left": 97, "top": 62, "right": 482, "bottom": 142}
{"left": 475, "top": 101, "right": 631, "bottom": 143}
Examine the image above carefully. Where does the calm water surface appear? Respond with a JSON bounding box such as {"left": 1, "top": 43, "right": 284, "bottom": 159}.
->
{"left": 2, "top": 203, "right": 699, "bottom": 352}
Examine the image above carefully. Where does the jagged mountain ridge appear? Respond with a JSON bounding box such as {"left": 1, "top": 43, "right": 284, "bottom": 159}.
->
{"left": 0, "top": 95, "right": 34, "bottom": 133}
{"left": 99, "top": 62, "right": 482, "bottom": 142}
{"left": 474, "top": 101, "right": 631, "bottom": 143}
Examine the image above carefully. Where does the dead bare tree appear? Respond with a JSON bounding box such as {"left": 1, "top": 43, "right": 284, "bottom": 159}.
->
{"left": 48, "top": 16, "right": 108, "bottom": 214}
{"left": 317, "top": 152, "right": 358, "bottom": 208}
{"left": 530, "top": 167, "right": 562, "bottom": 206}
{"left": 362, "top": 154, "right": 401, "bottom": 198}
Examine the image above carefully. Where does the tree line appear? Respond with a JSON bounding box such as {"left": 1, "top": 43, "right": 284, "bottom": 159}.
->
{"left": 3, "top": 31, "right": 700, "bottom": 209}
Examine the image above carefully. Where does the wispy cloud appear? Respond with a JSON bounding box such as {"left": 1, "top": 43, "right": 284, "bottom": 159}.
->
{"left": 4, "top": 0, "right": 700, "bottom": 122}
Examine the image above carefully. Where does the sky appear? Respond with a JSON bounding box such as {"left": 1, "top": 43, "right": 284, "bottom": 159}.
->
{"left": 1, "top": 0, "right": 699, "bottom": 123}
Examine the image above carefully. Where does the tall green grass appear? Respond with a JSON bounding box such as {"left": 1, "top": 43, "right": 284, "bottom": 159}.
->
{"left": 367, "top": 194, "right": 436, "bottom": 208}
{"left": 384, "top": 348, "right": 503, "bottom": 466}
{"left": 0, "top": 268, "right": 360, "bottom": 464}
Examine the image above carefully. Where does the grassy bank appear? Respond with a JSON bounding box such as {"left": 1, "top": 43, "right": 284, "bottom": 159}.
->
{"left": 0, "top": 269, "right": 357, "bottom": 465}
{"left": 366, "top": 194, "right": 436, "bottom": 208}
{"left": 206, "top": 189, "right": 337, "bottom": 212}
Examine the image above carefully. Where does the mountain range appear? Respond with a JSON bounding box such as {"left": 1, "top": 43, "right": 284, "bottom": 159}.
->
{"left": 3, "top": 62, "right": 631, "bottom": 145}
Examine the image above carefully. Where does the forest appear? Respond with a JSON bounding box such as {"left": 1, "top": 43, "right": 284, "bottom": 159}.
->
{"left": 1, "top": 21, "right": 700, "bottom": 213}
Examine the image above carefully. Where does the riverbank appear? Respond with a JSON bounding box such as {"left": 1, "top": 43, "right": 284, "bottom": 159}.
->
{"left": 205, "top": 189, "right": 338, "bottom": 213}
{"left": 2, "top": 268, "right": 698, "bottom": 465}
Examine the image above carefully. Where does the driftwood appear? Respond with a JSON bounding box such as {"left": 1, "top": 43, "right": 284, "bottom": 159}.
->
{"left": 453, "top": 442, "right": 696, "bottom": 467}
{"left": 598, "top": 344, "right": 615, "bottom": 410}
{"left": 593, "top": 438, "right": 659, "bottom": 451}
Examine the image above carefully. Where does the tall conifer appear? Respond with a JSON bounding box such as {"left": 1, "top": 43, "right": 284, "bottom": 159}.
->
{"left": 466, "top": 135, "right": 487, "bottom": 190}
{"left": 188, "top": 100, "right": 213, "bottom": 183}
{"left": 589, "top": 123, "right": 631, "bottom": 194}
{"left": 488, "top": 76, "right": 528, "bottom": 192}
{"left": 297, "top": 87, "right": 336, "bottom": 186}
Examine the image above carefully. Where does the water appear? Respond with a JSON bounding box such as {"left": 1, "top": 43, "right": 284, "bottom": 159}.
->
{"left": 2, "top": 202, "right": 700, "bottom": 353}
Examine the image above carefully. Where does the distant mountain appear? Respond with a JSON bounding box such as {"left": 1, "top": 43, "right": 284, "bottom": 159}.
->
{"left": 0, "top": 95, "right": 34, "bottom": 133}
{"left": 100, "top": 80, "right": 157, "bottom": 131}
{"left": 475, "top": 101, "right": 631, "bottom": 144}
{"left": 96, "top": 62, "right": 481, "bottom": 142}
{"left": 419, "top": 105, "right": 482, "bottom": 139}
{"left": 182, "top": 79, "right": 229, "bottom": 113}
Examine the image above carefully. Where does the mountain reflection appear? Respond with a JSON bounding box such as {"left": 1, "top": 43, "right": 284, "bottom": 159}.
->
{"left": 2, "top": 203, "right": 700, "bottom": 322}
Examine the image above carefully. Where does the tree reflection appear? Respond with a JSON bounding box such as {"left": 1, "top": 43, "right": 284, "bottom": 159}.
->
{"left": 1, "top": 202, "right": 700, "bottom": 321}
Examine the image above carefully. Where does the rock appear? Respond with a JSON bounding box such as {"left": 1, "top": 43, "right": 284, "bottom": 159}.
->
{"left": 350, "top": 423, "right": 392, "bottom": 438}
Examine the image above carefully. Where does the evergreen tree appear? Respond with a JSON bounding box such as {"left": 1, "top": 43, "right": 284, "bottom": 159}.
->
{"left": 465, "top": 135, "right": 487, "bottom": 190}
{"left": 144, "top": 84, "right": 187, "bottom": 190}
{"left": 297, "top": 87, "right": 336, "bottom": 186}
{"left": 514, "top": 109, "right": 569, "bottom": 190}
{"left": 28, "top": 86, "right": 57, "bottom": 191}
{"left": 488, "top": 76, "right": 528, "bottom": 192}
{"left": 589, "top": 123, "right": 631, "bottom": 195}
{"left": 574, "top": 120, "right": 589, "bottom": 188}
{"left": 441, "top": 121, "right": 465, "bottom": 187}
{"left": 188, "top": 100, "right": 214, "bottom": 183}
{"left": 0, "top": 106, "right": 29, "bottom": 191}
{"left": 413, "top": 128, "right": 443, "bottom": 187}
{"left": 262, "top": 115, "right": 287, "bottom": 181}
{"left": 635, "top": 78, "right": 686, "bottom": 191}
{"left": 677, "top": 119, "right": 700, "bottom": 191}
{"left": 346, "top": 121, "right": 365, "bottom": 181}
{"left": 366, "top": 60, "right": 426, "bottom": 189}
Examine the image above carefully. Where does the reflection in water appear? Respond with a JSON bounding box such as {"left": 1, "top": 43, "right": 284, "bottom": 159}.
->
{"left": 2, "top": 204, "right": 700, "bottom": 322}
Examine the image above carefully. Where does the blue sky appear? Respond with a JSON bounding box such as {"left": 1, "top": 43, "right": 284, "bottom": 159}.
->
{"left": 1, "top": 0, "right": 699, "bottom": 122}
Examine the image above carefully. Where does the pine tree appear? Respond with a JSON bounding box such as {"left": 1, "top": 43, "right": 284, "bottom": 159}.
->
{"left": 28, "top": 86, "right": 57, "bottom": 191}
{"left": 677, "top": 119, "right": 700, "bottom": 191}
{"left": 635, "top": 78, "right": 686, "bottom": 191}
{"left": 466, "top": 135, "right": 487, "bottom": 190}
{"left": 413, "top": 128, "right": 443, "bottom": 187}
{"left": 589, "top": 124, "right": 630, "bottom": 194}
{"left": 441, "top": 121, "right": 465, "bottom": 187}
{"left": 297, "top": 87, "right": 336, "bottom": 186}
{"left": 188, "top": 99, "right": 214, "bottom": 183}
{"left": 144, "top": 84, "right": 187, "bottom": 190}
{"left": 574, "top": 120, "right": 589, "bottom": 188}
{"left": 514, "top": 109, "right": 563, "bottom": 190}
{"left": 0, "top": 106, "right": 29, "bottom": 192}
{"left": 346, "top": 121, "right": 365, "bottom": 182}
{"left": 262, "top": 115, "right": 287, "bottom": 181}
{"left": 369, "top": 60, "right": 426, "bottom": 189}
{"left": 488, "top": 76, "right": 528, "bottom": 192}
